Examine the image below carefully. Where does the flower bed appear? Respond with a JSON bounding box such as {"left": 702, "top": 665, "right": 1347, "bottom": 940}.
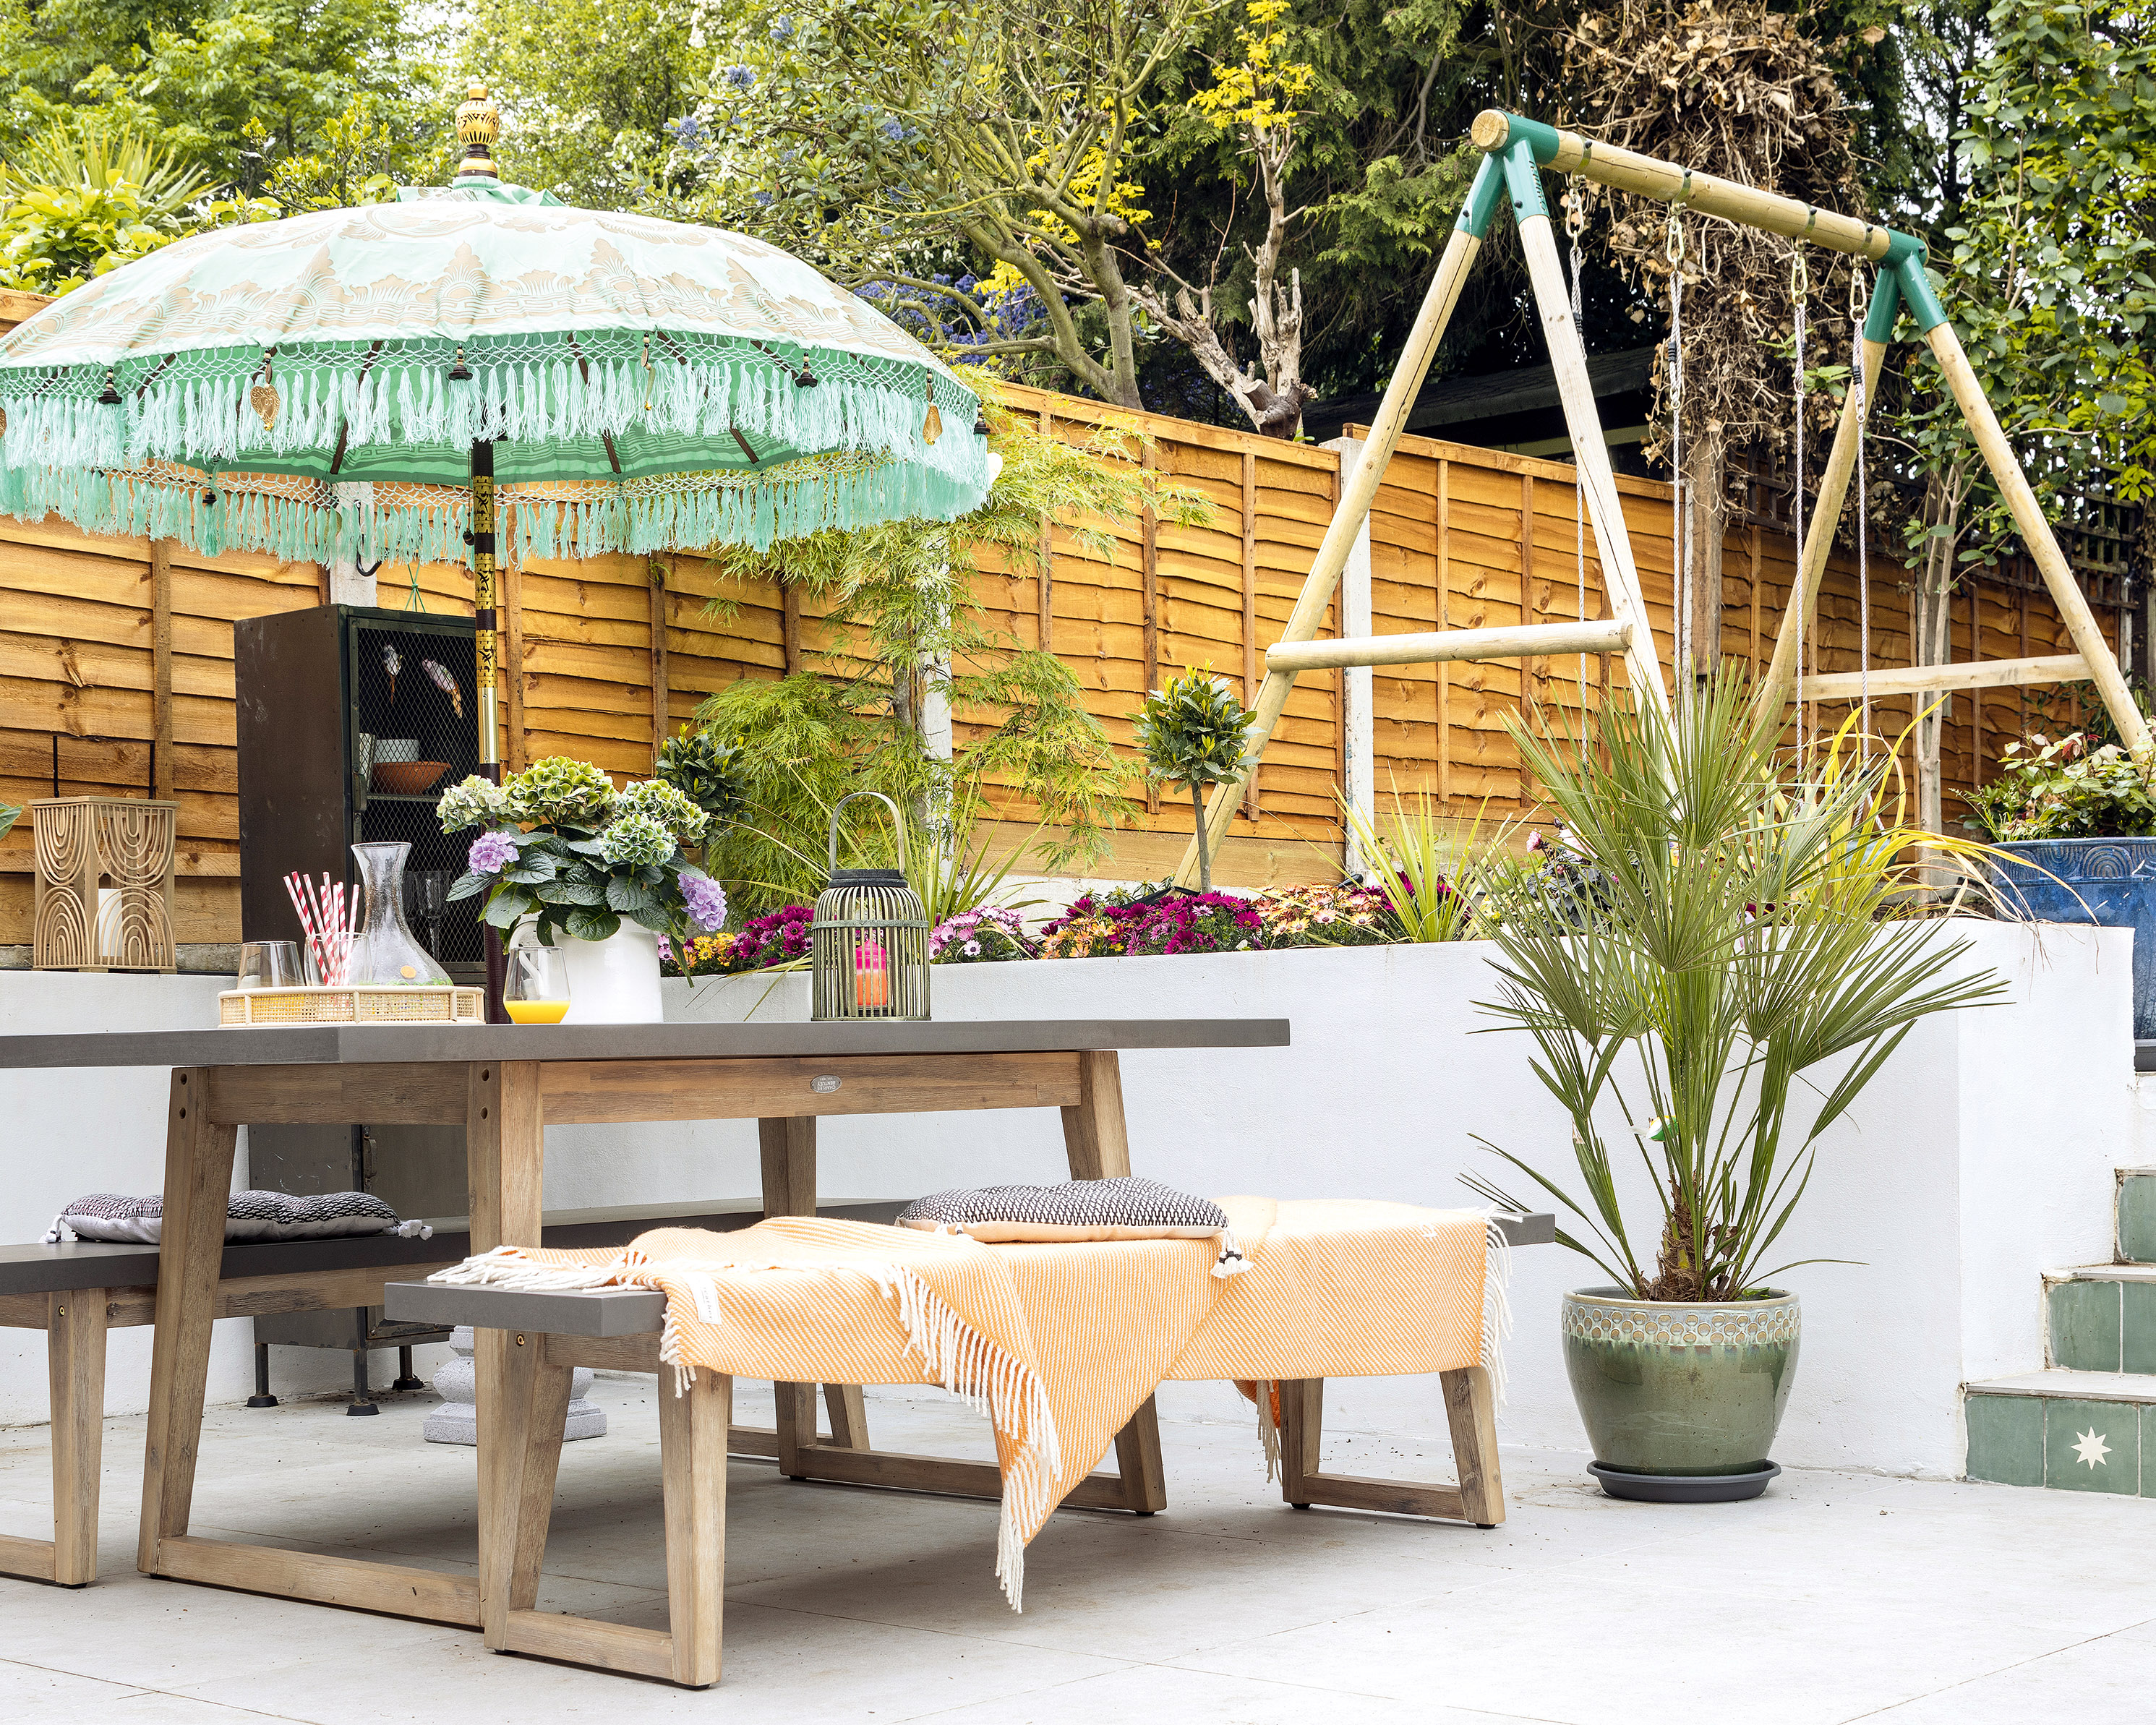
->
{"left": 662, "top": 879, "right": 1414, "bottom": 976}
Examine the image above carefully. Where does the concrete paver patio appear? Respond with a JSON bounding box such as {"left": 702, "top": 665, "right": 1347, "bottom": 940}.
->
{"left": 1, "top": 1377, "right": 2152, "bottom": 1724}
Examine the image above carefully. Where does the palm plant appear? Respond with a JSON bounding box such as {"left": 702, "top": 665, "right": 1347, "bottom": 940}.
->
{"left": 1463, "top": 672, "right": 2006, "bottom": 1301}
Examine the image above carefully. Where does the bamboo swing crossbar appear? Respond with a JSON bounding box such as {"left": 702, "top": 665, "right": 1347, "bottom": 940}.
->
{"left": 1169, "top": 108, "right": 2149, "bottom": 886}
{"left": 1800, "top": 654, "right": 2092, "bottom": 703}
{"left": 1267, "top": 619, "right": 1633, "bottom": 675}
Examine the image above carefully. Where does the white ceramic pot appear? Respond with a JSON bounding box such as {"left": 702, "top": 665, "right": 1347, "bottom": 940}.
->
{"left": 557, "top": 925, "right": 664, "bottom": 1024}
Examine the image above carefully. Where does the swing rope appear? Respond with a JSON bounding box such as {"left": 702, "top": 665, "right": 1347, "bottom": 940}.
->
{"left": 1666, "top": 207, "right": 1688, "bottom": 698}
{"left": 1789, "top": 247, "right": 1808, "bottom": 758}
{"left": 1851, "top": 262, "right": 1872, "bottom": 767}
{"left": 1568, "top": 187, "right": 1591, "bottom": 718}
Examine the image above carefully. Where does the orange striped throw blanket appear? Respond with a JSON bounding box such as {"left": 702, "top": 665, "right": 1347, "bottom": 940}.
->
{"left": 432, "top": 1197, "right": 1502, "bottom": 1606}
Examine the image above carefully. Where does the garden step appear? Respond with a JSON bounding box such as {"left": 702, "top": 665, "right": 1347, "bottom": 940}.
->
{"left": 2120, "top": 1168, "right": 2156, "bottom": 1264}
{"left": 2042, "top": 1265, "right": 2156, "bottom": 1371}
{"left": 1964, "top": 1371, "right": 2154, "bottom": 1497}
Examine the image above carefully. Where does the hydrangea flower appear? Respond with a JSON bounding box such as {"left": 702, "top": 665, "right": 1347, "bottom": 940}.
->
{"left": 437, "top": 774, "right": 509, "bottom": 832}
{"left": 594, "top": 810, "right": 673, "bottom": 869}
{"left": 612, "top": 779, "right": 709, "bottom": 849}
{"left": 468, "top": 830, "right": 518, "bottom": 874}
{"left": 504, "top": 756, "right": 617, "bottom": 828}
{"left": 681, "top": 873, "right": 728, "bottom": 932}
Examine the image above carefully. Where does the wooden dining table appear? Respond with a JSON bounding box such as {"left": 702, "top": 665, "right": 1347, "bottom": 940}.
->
{"left": 0, "top": 1016, "right": 1288, "bottom": 1625}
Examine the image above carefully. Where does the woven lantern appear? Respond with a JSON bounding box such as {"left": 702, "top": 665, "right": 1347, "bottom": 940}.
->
{"left": 811, "top": 792, "right": 931, "bottom": 1021}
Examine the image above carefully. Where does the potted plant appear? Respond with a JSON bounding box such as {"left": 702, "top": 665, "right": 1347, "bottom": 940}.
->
{"left": 440, "top": 757, "right": 727, "bottom": 1022}
{"left": 1964, "top": 730, "right": 2156, "bottom": 1038}
{"left": 1466, "top": 678, "right": 2001, "bottom": 1501}
{"left": 1134, "top": 668, "right": 1255, "bottom": 893}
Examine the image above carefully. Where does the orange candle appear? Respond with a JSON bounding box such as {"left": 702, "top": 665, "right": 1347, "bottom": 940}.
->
{"left": 855, "top": 936, "right": 889, "bottom": 1010}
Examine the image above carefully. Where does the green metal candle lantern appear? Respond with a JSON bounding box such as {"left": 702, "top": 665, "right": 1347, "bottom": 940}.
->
{"left": 811, "top": 792, "right": 931, "bottom": 1022}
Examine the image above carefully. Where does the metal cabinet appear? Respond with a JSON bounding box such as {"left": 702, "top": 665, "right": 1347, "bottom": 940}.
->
{"left": 235, "top": 604, "right": 485, "bottom": 1408}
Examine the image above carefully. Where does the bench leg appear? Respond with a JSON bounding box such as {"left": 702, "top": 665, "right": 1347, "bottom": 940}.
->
{"left": 1277, "top": 1372, "right": 1506, "bottom": 1525}
{"left": 492, "top": 1365, "right": 730, "bottom": 1687}
{"left": 1442, "top": 1365, "right": 1505, "bottom": 1526}
{"left": 661, "top": 1371, "right": 730, "bottom": 1687}
{"left": 140, "top": 1068, "right": 237, "bottom": 1575}
{"left": 49, "top": 1289, "right": 108, "bottom": 1585}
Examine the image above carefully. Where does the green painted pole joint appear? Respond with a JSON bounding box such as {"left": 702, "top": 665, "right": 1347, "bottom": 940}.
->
{"left": 1486, "top": 111, "right": 1564, "bottom": 166}
{"left": 1453, "top": 152, "right": 1507, "bottom": 240}
{"left": 1500, "top": 140, "right": 1549, "bottom": 225}
{"left": 1861, "top": 267, "right": 1904, "bottom": 345}
{"left": 1894, "top": 255, "right": 1950, "bottom": 334}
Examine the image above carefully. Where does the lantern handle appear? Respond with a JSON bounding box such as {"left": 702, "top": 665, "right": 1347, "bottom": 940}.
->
{"left": 828, "top": 790, "right": 907, "bottom": 873}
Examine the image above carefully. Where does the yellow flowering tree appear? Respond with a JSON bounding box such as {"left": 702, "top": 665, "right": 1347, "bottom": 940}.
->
{"left": 1134, "top": 0, "right": 1317, "bottom": 436}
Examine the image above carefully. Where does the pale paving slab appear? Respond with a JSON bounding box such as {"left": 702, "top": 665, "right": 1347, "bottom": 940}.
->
{"left": 3, "top": 1378, "right": 2155, "bottom": 1723}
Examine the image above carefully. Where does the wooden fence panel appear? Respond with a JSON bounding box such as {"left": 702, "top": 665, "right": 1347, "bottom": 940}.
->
{"left": 0, "top": 359, "right": 2127, "bottom": 941}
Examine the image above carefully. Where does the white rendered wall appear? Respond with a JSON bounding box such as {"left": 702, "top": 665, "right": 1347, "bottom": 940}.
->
{"left": 0, "top": 925, "right": 2132, "bottom": 1478}
{"left": 0, "top": 972, "right": 260, "bottom": 1425}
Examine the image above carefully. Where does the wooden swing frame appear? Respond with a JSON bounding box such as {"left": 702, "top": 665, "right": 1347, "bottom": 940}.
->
{"left": 1172, "top": 109, "right": 2149, "bottom": 887}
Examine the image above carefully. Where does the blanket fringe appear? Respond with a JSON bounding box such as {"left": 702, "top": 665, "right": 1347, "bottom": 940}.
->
{"left": 1481, "top": 1213, "right": 1513, "bottom": 1409}
{"left": 1255, "top": 1381, "right": 1281, "bottom": 1481}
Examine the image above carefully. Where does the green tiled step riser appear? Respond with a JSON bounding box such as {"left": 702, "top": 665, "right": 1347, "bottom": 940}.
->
{"left": 2123, "top": 1172, "right": 2156, "bottom": 1264}
{"left": 1965, "top": 1394, "right": 2152, "bottom": 1494}
{"left": 2048, "top": 1276, "right": 2156, "bottom": 1372}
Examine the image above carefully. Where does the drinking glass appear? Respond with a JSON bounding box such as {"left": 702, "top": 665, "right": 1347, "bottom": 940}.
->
{"left": 236, "top": 941, "right": 304, "bottom": 990}
{"left": 503, "top": 940, "right": 572, "bottom": 1024}
{"left": 406, "top": 869, "right": 452, "bottom": 958}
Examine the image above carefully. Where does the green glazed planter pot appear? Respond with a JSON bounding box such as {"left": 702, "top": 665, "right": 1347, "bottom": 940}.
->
{"left": 1561, "top": 1288, "right": 1801, "bottom": 1476}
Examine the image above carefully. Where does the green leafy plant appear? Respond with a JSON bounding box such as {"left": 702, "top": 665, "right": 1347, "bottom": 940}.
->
{"left": 1463, "top": 674, "right": 2006, "bottom": 1303}
{"left": 1134, "top": 668, "right": 1256, "bottom": 893}
{"left": 1963, "top": 732, "right": 2156, "bottom": 842}
{"left": 1339, "top": 788, "right": 1500, "bottom": 942}
{"left": 438, "top": 759, "right": 727, "bottom": 961}
{"left": 696, "top": 399, "right": 1206, "bottom": 912}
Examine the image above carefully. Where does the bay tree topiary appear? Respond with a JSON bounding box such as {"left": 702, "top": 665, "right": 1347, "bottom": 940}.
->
{"left": 1134, "top": 668, "right": 1256, "bottom": 893}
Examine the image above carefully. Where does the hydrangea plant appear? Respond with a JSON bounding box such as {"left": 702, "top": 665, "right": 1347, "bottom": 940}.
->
{"left": 441, "top": 756, "right": 727, "bottom": 964}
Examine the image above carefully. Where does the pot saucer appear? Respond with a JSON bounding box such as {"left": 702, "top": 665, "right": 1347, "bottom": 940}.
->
{"left": 1588, "top": 1461, "right": 1781, "bottom": 1503}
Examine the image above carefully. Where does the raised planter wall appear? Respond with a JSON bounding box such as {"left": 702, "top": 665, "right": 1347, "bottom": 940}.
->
{"left": 0, "top": 922, "right": 2133, "bottom": 1480}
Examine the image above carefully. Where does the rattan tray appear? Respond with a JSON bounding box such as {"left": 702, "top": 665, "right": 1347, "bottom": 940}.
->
{"left": 219, "top": 985, "right": 487, "bottom": 1026}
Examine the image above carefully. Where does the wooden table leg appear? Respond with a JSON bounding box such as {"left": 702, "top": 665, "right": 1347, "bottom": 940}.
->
{"left": 49, "top": 1288, "right": 108, "bottom": 1586}
{"left": 139, "top": 1068, "right": 237, "bottom": 1575}
{"left": 1059, "top": 1050, "right": 1169, "bottom": 1514}
{"left": 471, "top": 1062, "right": 548, "bottom": 1643}
{"left": 1442, "top": 1364, "right": 1506, "bottom": 1527}
{"left": 757, "top": 1116, "right": 870, "bottom": 1465}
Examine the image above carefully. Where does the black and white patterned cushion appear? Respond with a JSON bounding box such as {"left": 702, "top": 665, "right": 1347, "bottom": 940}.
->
{"left": 44, "top": 1190, "right": 430, "bottom": 1244}
{"left": 898, "top": 1178, "right": 1246, "bottom": 1275}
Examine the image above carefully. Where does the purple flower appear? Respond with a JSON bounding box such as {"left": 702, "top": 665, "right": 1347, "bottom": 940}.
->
{"left": 682, "top": 874, "right": 728, "bottom": 932}
{"left": 468, "top": 831, "right": 518, "bottom": 874}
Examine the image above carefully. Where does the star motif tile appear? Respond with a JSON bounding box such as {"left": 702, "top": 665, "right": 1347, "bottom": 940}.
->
{"left": 2044, "top": 1397, "right": 2139, "bottom": 1494}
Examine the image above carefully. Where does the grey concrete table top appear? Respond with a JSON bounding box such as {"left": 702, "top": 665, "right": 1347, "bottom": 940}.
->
{"left": 0, "top": 1017, "right": 1291, "bottom": 1069}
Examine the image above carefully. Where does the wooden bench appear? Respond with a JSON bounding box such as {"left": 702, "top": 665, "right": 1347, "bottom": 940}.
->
{"left": 383, "top": 1210, "right": 1553, "bottom": 1687}
{"left": 0, "top": 1197, "right": 903, "bottom": 1588}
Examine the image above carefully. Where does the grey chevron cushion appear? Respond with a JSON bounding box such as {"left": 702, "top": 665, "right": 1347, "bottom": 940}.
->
{"left": 45, "top": 1190, "right": 431, "bottom": 1244}
{"left": 897, "top": 1178, "right": 1247, "bottom": 1275}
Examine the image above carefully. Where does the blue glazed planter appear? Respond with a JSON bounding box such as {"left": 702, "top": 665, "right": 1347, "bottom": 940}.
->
{"left": 1993, "top": 837, "right": 2156, "bottom": 1038}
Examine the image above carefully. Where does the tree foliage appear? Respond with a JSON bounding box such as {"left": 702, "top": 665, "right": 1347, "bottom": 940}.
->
{"left": 689, "top": 395, "right": 1212, "bottom": 910}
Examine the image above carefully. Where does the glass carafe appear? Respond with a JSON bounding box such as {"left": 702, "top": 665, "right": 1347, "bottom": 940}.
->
{"left": 347, "top": 842, "right": 450, "bottom": 986}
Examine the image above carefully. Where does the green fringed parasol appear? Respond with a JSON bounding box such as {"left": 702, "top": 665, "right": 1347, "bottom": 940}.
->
{"left": 0, "top": 87, "right": 991, "bottom": 570}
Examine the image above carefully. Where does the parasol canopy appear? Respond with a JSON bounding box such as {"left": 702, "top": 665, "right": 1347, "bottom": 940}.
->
{"left": 0, "top": 93, "right": 991, "bottom": 566}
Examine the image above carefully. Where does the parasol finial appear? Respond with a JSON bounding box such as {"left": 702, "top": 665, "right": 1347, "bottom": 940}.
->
{"left": 455, "top": 82, "right": 501, "bottom": 183}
